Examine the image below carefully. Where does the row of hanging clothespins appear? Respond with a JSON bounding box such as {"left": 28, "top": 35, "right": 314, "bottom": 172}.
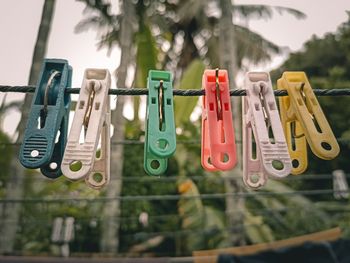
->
{"left": 18, "top": 59, "right": 340, "bottom": 190}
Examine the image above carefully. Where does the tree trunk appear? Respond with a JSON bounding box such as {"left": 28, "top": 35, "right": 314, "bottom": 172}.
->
{"left": 219, "top": 0, "right": 245, "bottom": 246}
{"left": 100, "top": 0, "right": 136, "bottom": 254}
{"left": 0, "top": 0, "right": 56, "bottom": 253}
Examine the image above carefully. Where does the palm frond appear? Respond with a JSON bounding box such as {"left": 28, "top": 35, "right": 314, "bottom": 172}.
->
{"left": 234, "top": 24, "right": 283, "bottom": 65}
{"left": 176, "top": 0, "right": 207, "bottom": 23}
{"left": 234, "top": 4, "right": 306, "bottom": 20}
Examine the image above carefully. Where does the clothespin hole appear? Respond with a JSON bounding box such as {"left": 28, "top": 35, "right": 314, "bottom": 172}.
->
{"left": 96, "top": 149, "right": 101, "bottom": 159}
{"left": 151, "top": 160, "right": 160, "bottom": 169}
{"left": 250, "top": 174, "right": 261, "bottom": 184}
{"left": 30, "top": 150, "right": 39, "bottom": 158}
{"left": 292, "top": 159, "right": 299, "bottom": 168}
{"left": 321, "top": 142, "right": 332, "bottom": 151}
{"left": 254, "top": 103, "right": 260, "bottom": 111}
{"left": 37, "top": 116, "right": 42, "bottom": 130}
{"left": 222, "top": 153, "right": 229, "bottom": 163}
{"left": 272, "top": 160, "right": 284, "bottom": 171}
{"left": 156, "top": 139, "right": 168, "bottom": 150}
{"left": 69, "top": 160, "right": 82, "bottom": 172}
{"left": 207, "top": 157, "right": 212, "bottom": 165}
{"left": 92, "top": 173, "right": 103, "bottom": 183}
{"left": 49, "top": 162, "right": 58, "bottom": 170}
{"left": 55, "top": 131, "right": 61, "bottom": 144}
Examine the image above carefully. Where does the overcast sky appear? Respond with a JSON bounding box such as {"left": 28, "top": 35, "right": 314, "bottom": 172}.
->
{"left": 0, "top": 0, "right": 349, "bottom": 137}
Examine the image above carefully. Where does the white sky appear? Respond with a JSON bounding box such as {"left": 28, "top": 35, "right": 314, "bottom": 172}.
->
{"left": 0, "top": 0, "right": 349, "bottom": 137}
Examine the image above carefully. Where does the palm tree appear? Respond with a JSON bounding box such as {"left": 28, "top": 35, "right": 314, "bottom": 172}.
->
{"left": 0, "top": 0, "right": 57, "bottom": 253}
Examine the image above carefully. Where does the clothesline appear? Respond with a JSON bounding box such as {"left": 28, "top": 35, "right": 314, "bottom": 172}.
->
{"left": 1, "top": 85, "right": 350, "bottom": 96}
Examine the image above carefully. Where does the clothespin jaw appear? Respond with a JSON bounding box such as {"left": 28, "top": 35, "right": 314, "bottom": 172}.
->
{"left": 201, "top": 69, "right": 236, "bottom": 171}
{"left": 278, "top": 72, "right": 339, "bottom": 175}
{"left": 243, "top": 72, "right": 292, "bottom": 189}
{"left": 19, "top": 59, "right": 72, "bottom": 178}
{"left": 61, "top": 69, "right": 111, "bottom": 189}
{"left": 144, "top": 70, "right": 176, "bottom": 175}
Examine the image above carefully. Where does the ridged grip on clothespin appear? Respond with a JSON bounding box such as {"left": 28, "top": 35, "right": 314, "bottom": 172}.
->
{"left": 61, "top": 69, "right": 111, "bottom": 189}
{"left": 243, "top": 72, "right": 292, "bottom": 189}
{"left": 144, "top": 70, "right": 176, "bottom": 175}
{"left": 19, "top": 59, "right": 72, "bottom": 178}
{"left": 201, "top": 69, "right": 236, "bottom": 171}
{"left": 278, "top": 72, "right": 339, "bottom": 175}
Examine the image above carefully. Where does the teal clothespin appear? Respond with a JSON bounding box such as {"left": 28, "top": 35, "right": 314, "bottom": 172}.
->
{"left": 144, "top": 70, "right": 176, "bottom": 175}
{"left": 19, "top": 59, "right": 72, "bottom": 178}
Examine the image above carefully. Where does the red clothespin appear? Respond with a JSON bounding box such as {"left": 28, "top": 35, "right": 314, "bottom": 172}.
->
{"left": 201, "top": 69, "right": 237, "bottom": 171}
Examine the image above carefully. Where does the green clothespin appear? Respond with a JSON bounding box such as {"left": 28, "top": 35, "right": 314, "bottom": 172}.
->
{"left": 19, "top": 59, "right": 72, "bottom": 178}
{"left": 144, "top": 70, "right": 176, "bottom": 175}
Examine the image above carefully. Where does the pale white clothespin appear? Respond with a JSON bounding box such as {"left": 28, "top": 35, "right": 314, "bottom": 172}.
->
{"left": 243, "top": 72, "right": 292, "bottom": 189}
{"left": 61, "top": 69, "right": 111, "bottom": 189}
{"left": 333, "top": 170, "right": 349, "bottom": 199}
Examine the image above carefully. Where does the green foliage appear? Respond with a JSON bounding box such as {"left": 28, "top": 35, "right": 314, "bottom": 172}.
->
{"left": 177, "top": 178, "right": 229, "bottom": 253}
{"left": 174, "top": 59, "right": 205, "bottom": 126}
{"left": 135, "top": 23, "right": 159, "bottom": 88}
{"left": 0, "top": 131, "right": 12, "bottom": 191}
{"left": 243, "top": 210, "right": 275, "bottom": 244}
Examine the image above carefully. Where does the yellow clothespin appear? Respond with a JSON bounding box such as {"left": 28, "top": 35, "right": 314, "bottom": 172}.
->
{"left": 277, "top": 72, "right": 339, "bottom": 175}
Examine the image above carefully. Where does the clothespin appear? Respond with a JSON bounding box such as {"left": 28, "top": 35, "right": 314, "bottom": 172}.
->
{"left": 201, "top": 69, "right": 236, "bottom": 171}
{"left": 144, "top": 70, "right": 176, "bottom": 175}
{"left": 242, "top": 72, "right": 292, "bottom": 189}
{"left": 61, "top": 69, "right": 111, "bottom": 189}
{"left": 19, "top": 59, "right": 72, "bottom": 178}
{"left": 333, "top": 170, "right": 349, "bottom": 199}
{"left": 278, "top": 72, "right": 339, "bottom": 175}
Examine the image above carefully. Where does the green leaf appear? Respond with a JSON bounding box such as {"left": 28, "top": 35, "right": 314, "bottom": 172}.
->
{"left": 135, "top": 22, "right": 158, "bottom": 88}
{"left": 177, "top": 178, "right": 205, "bottom": 250}
{"left": 244, "top": 209, "right": 275, "bottom": 243}
{"left": 174, "top": 59, "right": 205, "bottom": 126}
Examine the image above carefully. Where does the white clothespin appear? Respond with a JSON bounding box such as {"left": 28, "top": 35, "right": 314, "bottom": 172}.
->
{"left": 61, "top": 69, "right": 111, "bottom": 189}
{"left": 333, "top": 170, "right": 349, "bottom": 199}
{"left": 243, "top": 72, "right": 292, "bottom": 189}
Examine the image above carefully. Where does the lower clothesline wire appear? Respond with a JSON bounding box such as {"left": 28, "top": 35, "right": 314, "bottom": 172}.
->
{"left": 0, "top": 189, "right": 348, "bottom": 203}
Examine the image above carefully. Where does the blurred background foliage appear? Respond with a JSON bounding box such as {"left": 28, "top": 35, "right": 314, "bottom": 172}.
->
{"left": 0, "top": 0, "right": 349, "bottom": 258}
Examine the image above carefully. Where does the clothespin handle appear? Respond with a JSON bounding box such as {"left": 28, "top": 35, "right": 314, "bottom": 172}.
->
{"left": 61, "top": 69, "right": 111, "bottom": 189}
{"left": 19, "top": 59, "right": 72, "bottom": 178}
{"left": 201, "top": 69, "right": 236, "bottom": 171}
{"left": 144, "top": 70, "right": 176, "bottom": 175}
{"left": 278, "top": 72, "right": 339, "bottom": 175}
{"left": 243, "top": 72, "right": 292, "bottom": 189}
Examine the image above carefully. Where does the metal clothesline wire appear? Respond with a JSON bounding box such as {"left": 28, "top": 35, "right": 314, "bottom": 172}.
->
{"left": 0, "top": 189, "right": 348, "bottom": 203}
{"left": 1, "top": 85, "right": 350, "bottom": 96}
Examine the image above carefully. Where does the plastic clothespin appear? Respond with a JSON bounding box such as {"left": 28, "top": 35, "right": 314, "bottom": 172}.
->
{"left": 333, "top": 170, "right": 349, "bottom": 199}
{"left": 144, "top": 70, "right": 176, "bottom": 175}
{"left": 61, "top": 69, "right": 111, "bottom": 189}
{"left": 242, "top": 72, "right": 292, "bottom": 189}
{"left": 278, "top": 72, "right": 339, "bottom": 175}
{"left": 19, "top": 59, "right": 72, "bottom": 178}
{"left": 201, "top": 69, "right": 236, "bottom": 171}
